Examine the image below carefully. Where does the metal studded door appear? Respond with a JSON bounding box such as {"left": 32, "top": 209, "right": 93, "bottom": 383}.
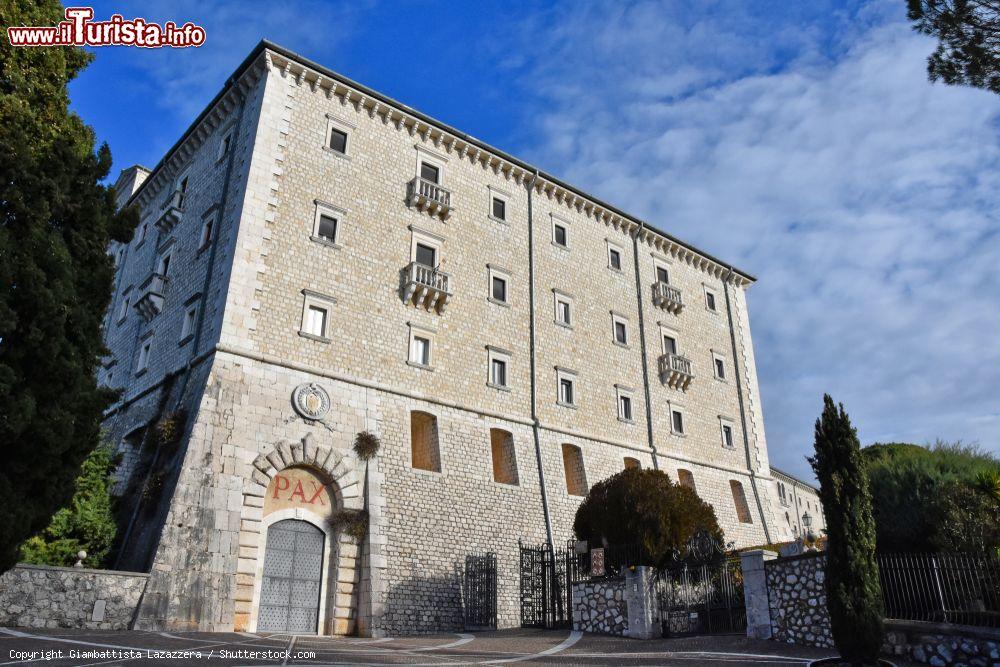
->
{"left": 258, "top": 519, "right": 324, "bottom": 633}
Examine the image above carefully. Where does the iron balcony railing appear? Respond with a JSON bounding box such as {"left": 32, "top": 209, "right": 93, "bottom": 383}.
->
{"left": 652, "top": 281, "right": 683, "bottom": 313}
{"left": 407, "top": 177, "right": 453, "bottom": 219}
{"left": 134, "top": 272, "right": 169, "bottom": 320}
{"left": 877, "top": 553, "right": 1000, "bottom": 628}
{"left": 658, "top": 352, "right": 693, "bottom": 390}
{"left": 402, "top": 261, "right": 452, "bottom": 312}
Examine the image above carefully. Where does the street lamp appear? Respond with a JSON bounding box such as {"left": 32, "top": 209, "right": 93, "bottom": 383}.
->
{"left": 802, "top": 511, "right": 816, "bottom": 548}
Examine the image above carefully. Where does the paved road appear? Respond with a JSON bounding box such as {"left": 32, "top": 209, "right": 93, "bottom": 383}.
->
{"left": 0, "top": 627, "right": 843, "bottom": 666}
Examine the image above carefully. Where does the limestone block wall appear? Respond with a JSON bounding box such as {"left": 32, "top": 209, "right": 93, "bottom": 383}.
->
{"left": 0, "top": 564, "right": 148, "bottom": 630}
{"left": 572, "top": 577, "right": 628, "bottom": 636}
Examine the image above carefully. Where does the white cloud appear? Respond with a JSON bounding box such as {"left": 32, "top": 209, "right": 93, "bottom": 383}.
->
{"left": 511, "top": 1, "right": 1000, "bottom": 480}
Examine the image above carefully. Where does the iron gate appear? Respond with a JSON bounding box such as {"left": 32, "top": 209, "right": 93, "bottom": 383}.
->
{"left": 519, "top": 541, "right": 577, "bottom": 629}
{"left": 655, "top": 556, "right": 746, "bottom": 636}
{"left": 464, "top": 552, "right": 498, "bottom": 629}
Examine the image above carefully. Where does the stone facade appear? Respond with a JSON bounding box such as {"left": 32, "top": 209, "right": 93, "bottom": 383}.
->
{"left": 572, "top": 578, "right": 628, "bottom": 636}
{"left": 882, "top": 620, "right": 1000, "bottom": 667}
{"left": 770, "top": 467, "right": 826, "bottom": 543}
{"left": 764, "top": 552, "right": 833, "bottom": 648}
{"left": 0, "top": 564, "right": 148, "bottom": 630}
{"left": 98, "top": 40, "right": 784, "bottom": 635}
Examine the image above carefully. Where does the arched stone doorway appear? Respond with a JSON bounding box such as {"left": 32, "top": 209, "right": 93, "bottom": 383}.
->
{"left": 236, "top": 438, "right": 363, "bottom": 636}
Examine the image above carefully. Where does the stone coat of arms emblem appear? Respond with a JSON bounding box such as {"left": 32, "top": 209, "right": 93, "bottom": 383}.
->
{"left": 292, "top": 383, "right": 331, "bottom": 421}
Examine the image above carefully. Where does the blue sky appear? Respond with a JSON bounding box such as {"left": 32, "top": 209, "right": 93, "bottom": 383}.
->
{"left": 70, "top": 1, "right": 1000, "bottom": 482}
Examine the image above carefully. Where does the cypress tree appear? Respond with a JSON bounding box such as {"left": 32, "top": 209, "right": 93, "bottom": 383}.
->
{"left": 809, "top": 395, "right": 884, "bottom": 665}
{"left": 0, "top": 1, "right": 137, "bottom": 572}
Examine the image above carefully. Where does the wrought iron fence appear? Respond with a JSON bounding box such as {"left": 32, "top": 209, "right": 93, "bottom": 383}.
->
{"left": 877, "top": 553, "right": 1000, "bottom": 628}
{"left": 463, "top": 552, "right": 497, "bottom": 629}
{"left": 575, "top": 542, "right": 651, "bottom": 579}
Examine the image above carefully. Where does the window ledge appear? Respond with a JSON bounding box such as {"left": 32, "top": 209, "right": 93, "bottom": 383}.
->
{"left": 407, "top": 360, "right": 434, "bottom": 371}
{"left": 492, "top": 480, "right": 520, "bottom": 488}
{"left": 310, "top": 235, "right": 342, "bottom": 250}
{"left": 671, "top": 431, "right": 687, "bottom": 438}
{"left": 557, "top": 401, "right": 578, "bottom": 410}
{"left": 411, "top": 467, "right": 443, "bottom": 478}
{"left": 178, "top": 334, "right": 194, "bottom": 347}
{"left": 487, "top": 382, "right": 511, "bottom": 392}
{"left": 706, "top": 307, "right": 720, "bottom": 314}
{"left": 618, "top": 417, "right": 635, "bottom": 424}
{"left": 117, "top": 316, "right": 128, "bottom": 326}
{"left": 487, "top": 297, "right": 510, "bottom": 308}
{"left": 298, "top": 331, "right": 331, "bottom": 344}
{"left": 196, "top": 242, "right": 212, "bottom": 258}
{"left": 554, "top": 320, "right": 573, "bottom": 330}
{"left": 613, "top": 341, "right": 630, "bottom": 349}
{"left": 551, "top": 241, "right": 569, "bottom": 251}
{"left": 321, "top": 146, "right": 352, "bottom": 161}
{"left": 608, "top": 266, "right": 624, "bottom": 275}
{"left": 715, "top": 376, "right": 728, "bottom": 383}
{"left": 135, "top": 368, "right": 148, "bottom": 378}
{"left": 489, "top": 215, "right": 509, "bottom": 225}
{"left": 566, "top": 492, "right": 587, "bottom": 499}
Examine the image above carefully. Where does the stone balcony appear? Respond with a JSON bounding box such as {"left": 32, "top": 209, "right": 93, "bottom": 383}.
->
{"left": 402, "top": 261, "right": 451, "bottom": 313}
{"left": 407, "top": 177, "right": 453, "bottom": 220}
{"left": 658, "top": 352, "right": 693, "bottom": 390}
{"left": 155, "top": 189, "right": 185, "bottom": 233}
{"left": 652, "top": 281, "right": 683, "bottom": 314}
{"left": 134, "top": 272, "right": 169, "bottom": 321}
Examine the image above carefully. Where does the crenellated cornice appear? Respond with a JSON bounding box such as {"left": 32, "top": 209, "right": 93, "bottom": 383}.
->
{"left": 125, "top": 40, "right": 754, "bottom": 288}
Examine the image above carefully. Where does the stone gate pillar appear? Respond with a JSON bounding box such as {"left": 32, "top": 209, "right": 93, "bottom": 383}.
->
{"left": 740, "top": 549, "right": 777, "bottom": 639}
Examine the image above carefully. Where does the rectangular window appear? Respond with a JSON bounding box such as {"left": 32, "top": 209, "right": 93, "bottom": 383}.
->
{"left": 199, "top": 215, "right": 214, "bottom": 249}
{"left": 411, "top": 410, "right": 441, "bottom": 472}
{"left": 316, "top": 214, "right": 338, "bottom": 243}
{"left": 656, "top": 265, "right": 670, "bottom": 284}
{"left": 156, "top": 251, "right": 171, "bottom": 277}
{"left": 420, "top": 161, "right": 440, "bottom": 184}
{"left": 180, "top": 305, "right": 196, "bottom": 341}
{"left": 410, "top": 335, "right": 430, "bottom": 366}
{"left": 671, "top": 409, "right": 684, "bottom": 434}
{"left": 136, "top": 222, "right": 147, "bottom": 246}
{"left": 415, "top": 242, "right": 437, "bottom": 268}
{"left": 553, "top": 222, "right": 567, "bottom": 247}
{"left": 731, "top": 480, "right": 753, "bottom": 523}
{"left": 663, "top": 334, "right": 677, "bottom": 355}
{"left": 136, "top": 340, "right": 151, "bottom": 372}
{"left": 491, "top": 275, "right": 507, "bottom": 303}
{"left": 117, "top": 290, "right": 131, "bottom": 323}
{"left": 624, "top": 457, "right": 641, "bottom": 470}
{"left": 305, "top": 305, "right": 327, "bottom": 337}
{"left": 559, "top": 377, "right": 574, "bottom": 406}
{"left": 706, "top": 290, "right": 717, "bottom": 311}
{"left": 678, "top": 469, "right": 697, "bottom": 493}
{"left": 490, "top": 357, "right": 507, "bottom": 388}
{"left": 608, "top": 247, "right": 622, "bottom": 270}
{"left": 554, "top": 292, "right": 572, "bottom": 327}
{"left": 177, "top": 174, "right": 189, "bottom": 209}
{"left": 613, "top": 318, "right": 628, "bottom": 346}
{"left": 618, "top": 394, "right": 632, "bottom": 421}
{"left": 218, "top": 131, "right": 233, "bottom": 161}
{"left": 713, "top": 354, "right": 726, "bottom": 380}
{"left": 329, "top": 128, "right": 348, "bottom": 154}
{"left": 561, "top": 443, "right": 587, "bottom": 496}
{"left": 490, "top": 428, "right": 519, "bottom": 485}
{"left": 722, "top": 424, "right": 734, "bottom": 449}
{"left": 492, "top": 196, "right": 506, "bottom": 221}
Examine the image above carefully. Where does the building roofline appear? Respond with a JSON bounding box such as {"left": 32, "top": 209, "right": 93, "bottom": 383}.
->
{"left": 770, "top": 465, "right": 819, "bottom": 491}
{"left": 124, "top": 39, "right": 756, "bottom": 284}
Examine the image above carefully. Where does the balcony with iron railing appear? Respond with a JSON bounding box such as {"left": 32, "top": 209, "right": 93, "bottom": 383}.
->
{"left": 652, "top": 281, "right": 683, "bottom": 314}
{"left": 407, "top": 177, "right": 453, "bottom": 220}
{"left": 134, "top": 272, "right": 169, "bottom": 321}
{"left": 155, "top": 189, "right": 186, "bottom": 233}
{"left": 402, "top": 261, "right": 452, "bottom": 313}
{"left": 658, "top": 352, "right": 693, "bottom": 390}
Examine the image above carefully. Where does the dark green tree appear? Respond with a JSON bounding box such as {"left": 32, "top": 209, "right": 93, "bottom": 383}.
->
{"left": 907, "top": 0, "right": 1000, "bottom": 93}
{"left": 809, "top": 395, "right": 883, "bottom": 665}
{"left": 573, "top": 468, "right": 722, "bottom": 567}
{"left": 0, "top": 1, "right": 136, "bottom": 572}
{"left": 19, "top": 443, "right": 119, "bottom": 567}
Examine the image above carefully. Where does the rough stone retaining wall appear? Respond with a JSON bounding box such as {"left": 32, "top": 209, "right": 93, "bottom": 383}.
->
{"left": 572, "top": 577, "right": 628, "bottom": 636}
{"left": 882, "top": 620, "right": 1000, "bottom": 667}
{"left": 764, "top": 551, "right": 833, "bottom": 649}
{"left": 0, "top": 563, "right": 148, "bottom": 630}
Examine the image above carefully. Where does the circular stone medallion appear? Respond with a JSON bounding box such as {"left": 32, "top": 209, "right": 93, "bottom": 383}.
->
{"left": 292, "top": 382, "right": 330, "bottom": 420}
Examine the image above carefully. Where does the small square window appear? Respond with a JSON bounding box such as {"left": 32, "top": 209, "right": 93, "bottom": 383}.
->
{"left": 410, "top": 335, "right": 430, "bottom": 366}
{"left": 492, "top": 275, "right": 507, "bottom": 303}
{"left": 329, "top": 128, "right": 348, "bottom": 154}
{"left": 671, "top": 409, "right": 684, "bottom": 434}
{"left": 613, "top": 319, "right": 628, "bottom": 346}
{"left": 117, "top": 291, "right": 131, "bottom": 323}
{"left": 619, "top": 394, "right": 632, "bottom": 421}
{"left": 415, "top": 242, "right": 437, "bottom": 268}
{"left": 559, "top": 377, "right": 575, "bottom": 405}
{"left": 492, "top": 197, "right": 506, "bottom": 221}
{"left": 137, "top": 340, "right": 151, "bottom": 373}
{"left": 491, "top": 357, "right": 507, "bottom": 388}
{"left": 316, "top": 214, "right": 338, "bottom": 242}
{"left": 554, "top": 293, "right": 572, "bottom": 327}
{"left": 609, "top": 247, "right": 622, "bottom": 270}
{"left": 304, "top": 305, "right": 328, "bottom": 338}
{"left": 180, "top": 305, "right": 196, "bottom": 341}
{"left": 156, "top": 251, "right": 171, "bottom": 277}
{"left": 656, "top": 265, "right": 670, "bottom": 284}
{"left": 714, "top": 356, "right": 726, "bottom": 380}
{"left": 662, "top": 333, "right": 678, "bottom": 355}
{"left": 420, "top": 161, "right": 440, "bottom": 184}
{"left": 199, "top": 215, "right": 214, "bottom": 249}
{"left": 706, "top": 290, "right": 717, "bottom": 311}
{"left": 553, "top": 223, "right": 567, "bottom": 247}
{"left": 722, "top": 424, "right": 734, "bottom": 448}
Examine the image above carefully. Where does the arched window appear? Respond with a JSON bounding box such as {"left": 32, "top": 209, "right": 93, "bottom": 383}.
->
{"left": 730, "top": 480, "right": 753, "bottom": 523}
{"left": 489, "top": 428, "right": 518, "bottom": 485}
{"left": 623, "top": 457, "right": 641, "bottom": 470}
{"left": 677, "top": 468, "right": 697, "bottom": 494}
{"left": 410, "top": 410, "right": 441, "bottom": 472}
{"left": 561, "top": 443, "right": 587, "bottom": 496}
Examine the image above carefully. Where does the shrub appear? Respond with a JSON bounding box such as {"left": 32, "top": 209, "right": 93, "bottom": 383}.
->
{"left": 810, "top": 395, "right": 883, "bottom": 664}
{"left": 353, "top": 431, "right": 381, "bottom": 462}
{"left": 19, "top": 443, "right": 119, "bottom": 568}
{"left": 331, "top": 509, "right": 369, "bottom": 543}
{"left": 573, "top": 468, "right": 722, "bottom": 567}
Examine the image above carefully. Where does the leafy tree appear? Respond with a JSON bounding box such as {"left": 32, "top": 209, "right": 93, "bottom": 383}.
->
{"left": 573, "top": 468, "right": 722, "bottom": 567}
{"left": 907, "top": 0, "right": 1000, "bottom": 93}
{"left": 863, "top": 441, "right": 1000, "bottom": 552}
{"left": 809, "top": 395, "right": 883, "bottom": 665}
{"left": 0, "top": 1, "right": 137, "bottom": 573}
{"left": 19, "top": 443, "right": 119, "bottom": 568}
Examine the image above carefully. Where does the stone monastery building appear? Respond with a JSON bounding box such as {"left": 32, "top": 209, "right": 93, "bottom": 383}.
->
{"left": 101, "top": 41, "right": 803, "bottom": 636}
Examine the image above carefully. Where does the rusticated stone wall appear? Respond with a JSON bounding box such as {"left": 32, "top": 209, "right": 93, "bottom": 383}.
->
{"left": 764, "top": 552, "right": 833, "bottom": 648}
{"left": 572, "top": 578, "right": 628, "bottom": 636}
{"left": 0, "top": 564, "right": 148, "bottom": 630}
